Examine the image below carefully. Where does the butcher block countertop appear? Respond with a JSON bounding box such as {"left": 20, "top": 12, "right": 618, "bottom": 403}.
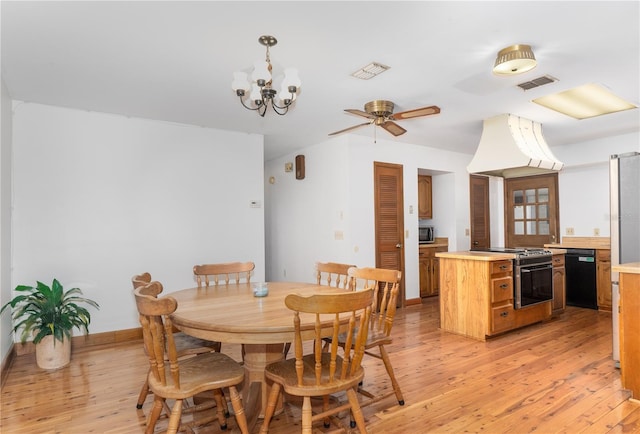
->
{"left": 436, "top": 251, "right": 515, "bottom": 261}
{"left": 420, "top": 237, "right": 449, "bottom": 249}
{"left": 544, "top": 236, "right": 610, "bottom": 250}
{"left": 613, "top": 262, "right": 640, "bottom": 274}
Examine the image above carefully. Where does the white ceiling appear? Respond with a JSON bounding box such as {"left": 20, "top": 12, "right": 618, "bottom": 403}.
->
{"left": 2, "top": 1, "right": 638, "bottom": 161}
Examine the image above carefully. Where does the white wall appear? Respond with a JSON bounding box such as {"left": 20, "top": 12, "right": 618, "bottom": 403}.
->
{"left": 10, "top": 103, "right": 266, "bottom": 336}
{"left": 1, "top": 79, "right": 13, "bottom": 364}
{"left": 554, "top": 132, "right": 639, "bottom": 239}
{"left": 265, "top": 134, "right": 472, "bottom": 301}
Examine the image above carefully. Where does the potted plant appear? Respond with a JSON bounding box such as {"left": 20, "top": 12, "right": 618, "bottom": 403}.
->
{"left": 0, "top": 278, "right": 99, "bottom": 370}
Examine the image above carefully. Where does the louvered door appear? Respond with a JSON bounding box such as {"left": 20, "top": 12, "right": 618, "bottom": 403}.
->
{"left": 374, "top": 162, "right": 405, "bottom": 307}
{"left": 470, "top": 174, "right": 491, "bottom": 250}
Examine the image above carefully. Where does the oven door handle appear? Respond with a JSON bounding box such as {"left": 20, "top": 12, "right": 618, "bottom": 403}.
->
{"left": 520, "top": 264, "right": 553, "bottom": 273}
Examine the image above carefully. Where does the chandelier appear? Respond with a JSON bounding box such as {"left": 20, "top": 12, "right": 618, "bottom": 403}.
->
{"left": 231, "top": 35, "right": 301, "bottom": 117}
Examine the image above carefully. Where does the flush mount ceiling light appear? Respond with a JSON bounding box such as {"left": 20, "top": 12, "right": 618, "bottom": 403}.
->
{"left": 533, "top": 83, "right": 638, "bottom": 119}
{"left": 231, "top": 35, "right": 301, "bottom": 117}
{"left": 493, "top": 44, "right": 537, "bottom": 76}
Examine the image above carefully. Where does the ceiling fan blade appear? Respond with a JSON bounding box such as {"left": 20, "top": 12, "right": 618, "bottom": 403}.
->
{"left": 391, "top": 105, "right": 441, "bottom": 120}
{"left": 381, "top": 121, "right": 407, "bottom": 136}
{"left": 345, "top": 109, "right": 376, "bottom": 119}
{"left": 328, "top": 121, "right": 372, "bottom": 136}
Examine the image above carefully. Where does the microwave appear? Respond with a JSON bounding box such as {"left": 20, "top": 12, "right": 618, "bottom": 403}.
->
{"left": 419, "top": 225, "right": 435, "bottom": 244}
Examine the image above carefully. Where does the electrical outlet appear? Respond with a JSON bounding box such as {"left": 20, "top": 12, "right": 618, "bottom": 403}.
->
{"left": 594, "top": 228, "right": 600, "bottom": 236}
{"left": 334, "top": 230, "right": 344, "bottom": 240}
{"left": 566, "top": 227, "right": 575, "bottom": 235}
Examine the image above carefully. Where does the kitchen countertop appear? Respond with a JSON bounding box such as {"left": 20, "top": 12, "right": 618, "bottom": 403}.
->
{"left": 546, "top": 248, "right": 567, "bottom": 254}
{"left": 419, "top": 242, "right": 449, "bottom": 248}
{"left": 435, "top": 251, "right": 515, "bottom": 261}
{"left": 613, "top": 262, "right": 640, "bottom": 274}
{"left": 544, "top": 236, "right": 610, "bottom": 250}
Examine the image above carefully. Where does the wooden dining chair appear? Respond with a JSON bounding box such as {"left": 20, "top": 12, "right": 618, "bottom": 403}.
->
{"left": 282, "top": 261, "right": 358, "bottom": 358}
{"left": 134, "top": 282, "right": 249, "bottom": 434}
{"left": 259, "top": 289, "right": 374, "bottom": 434}
{"left": 131, "top": 273, "right": 221, "bottom": 410}
{"left": 193, "top": 261, "right": 255, "bottom": 287}
{"left": 192, "top": 262, "right": 255, "bottom": 359}
{"left": 346, "top": 266, "right": 405, "bottom": 408}
{"left": 315, "top": 261, "right": 355, "bottom": 289}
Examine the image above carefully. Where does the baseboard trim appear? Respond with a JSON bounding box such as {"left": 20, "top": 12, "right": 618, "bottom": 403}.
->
{"left": 1, "top": 343, "right": 16, "bottom": 388}
{"left": 405, "top": 297, "right": 422, "bottom": 306}
{"left": 13, "top": 327, "right": 143, "bottom": 356}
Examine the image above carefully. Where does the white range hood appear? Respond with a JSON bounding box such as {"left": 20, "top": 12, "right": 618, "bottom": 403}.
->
{"left": 467, "top": 113, "right": 564, "bottom": 178}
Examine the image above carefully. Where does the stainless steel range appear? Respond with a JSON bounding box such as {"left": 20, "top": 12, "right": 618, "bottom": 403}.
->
{"left": 483, "top": 247, "right": 554, "bottom": 309}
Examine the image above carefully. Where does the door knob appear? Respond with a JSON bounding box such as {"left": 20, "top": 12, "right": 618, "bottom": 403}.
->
{"left": 396, "top": 243, "right": 402, "bottom": 248}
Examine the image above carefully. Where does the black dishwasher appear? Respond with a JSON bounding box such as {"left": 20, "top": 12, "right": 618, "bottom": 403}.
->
{"left": 564, "top": 248, "right": 597, "bottom": 309}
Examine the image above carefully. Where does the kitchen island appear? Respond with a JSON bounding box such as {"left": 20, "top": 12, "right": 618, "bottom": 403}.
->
{"left": 436, "top": 251, "right": 552, "bottom": 341}
{"left": 612, "top": 262, "right": 640, "bottom": 400}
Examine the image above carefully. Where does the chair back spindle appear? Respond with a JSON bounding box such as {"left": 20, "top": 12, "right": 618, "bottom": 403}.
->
{"left": 193, "top": 262, "right": 255, "bottom": 287}
{"left": 315, "top": 262, "right": 355, "bottom": 289}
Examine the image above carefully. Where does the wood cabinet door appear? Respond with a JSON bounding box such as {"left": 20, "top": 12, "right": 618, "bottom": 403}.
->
{"left": 596, "top": 250, "right": 612, "bottom": 310}
{"left": 431, "top": 257, "right": 441, "bottom": 295}
{"left": 419, "top": 254, "right": 430, "bottom": 297}
{"left": 552, "top": 265, "right": 566, "bottom": 313}
{"left": 418, "top": 175, "right": 432, "bottom": 219}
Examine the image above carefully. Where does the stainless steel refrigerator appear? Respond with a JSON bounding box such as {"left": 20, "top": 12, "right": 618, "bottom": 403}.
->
{"left": 610, "top": 152, "right": 640, "bottom": 365}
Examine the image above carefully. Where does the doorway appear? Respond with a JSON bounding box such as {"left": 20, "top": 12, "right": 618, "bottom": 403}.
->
{"left": 374, "top": 162, "right": 405, "bottom": 307}
{"left": 504, "top": 173, "right": 560, "bottom": 247}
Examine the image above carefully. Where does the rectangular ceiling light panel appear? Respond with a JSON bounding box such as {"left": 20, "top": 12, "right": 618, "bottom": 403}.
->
{"left": 533, "top": 83, "right": 637, "bottom": 119}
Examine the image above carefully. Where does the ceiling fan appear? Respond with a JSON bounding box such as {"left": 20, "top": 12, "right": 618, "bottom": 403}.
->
{"left": 329, "top": 100, "right": 441, "bottom": 137}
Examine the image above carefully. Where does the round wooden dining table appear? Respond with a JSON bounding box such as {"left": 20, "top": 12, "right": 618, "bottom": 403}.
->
{"left": 169, "top": 281, "right": 349, "bottom": 423}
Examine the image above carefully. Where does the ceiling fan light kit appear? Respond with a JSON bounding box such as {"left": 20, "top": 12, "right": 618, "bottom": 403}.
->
{"left": 231, "top": 35, "right": 301, "bottom": 117}
{"left": 493, "top": 44, "right": 537, "bottom": 75}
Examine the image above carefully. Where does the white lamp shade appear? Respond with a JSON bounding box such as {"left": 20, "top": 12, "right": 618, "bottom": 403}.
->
{"left": 251, "top": 61, "right": 271, "bottom": 82}
{"left": 249, "top": 83, "right": 262, "bottom": 102}
{"left": 231, "top": 72, "right": 250, "bottom": 92}
{"left": 282, "top": 68, "right": 301, "bottom": 90}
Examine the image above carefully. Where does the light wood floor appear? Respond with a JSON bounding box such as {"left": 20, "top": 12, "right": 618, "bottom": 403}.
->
{"left": 2, "top": 297, "right": 639, "bottom": 433}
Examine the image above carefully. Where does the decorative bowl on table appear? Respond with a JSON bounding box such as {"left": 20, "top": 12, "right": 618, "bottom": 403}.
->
{"left": 253, "top": 282, "right": 269, "bottom": 297}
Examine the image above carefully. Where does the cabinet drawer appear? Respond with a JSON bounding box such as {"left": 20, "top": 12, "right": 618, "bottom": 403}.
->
{"left": 491, "top": 305, "right": 515, "bottom": 334}
{"left": 552, "top": 254, "right": 565, "bottom": 267}
{"left": 491, "top": 277, "right": 513, "bottom": 303}
{"left": 491, "top": 260, "right": 513, "bottom": 275}
{"left": 597, "top": 249, "right": 610, "bottom": 262}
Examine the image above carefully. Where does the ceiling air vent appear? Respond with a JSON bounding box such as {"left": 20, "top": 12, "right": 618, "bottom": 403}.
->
{"left": 351, "top": 62, "right": 390, "bottom": 80}
{"left": 517, "top": 75, "right": 558, "bottom": 91}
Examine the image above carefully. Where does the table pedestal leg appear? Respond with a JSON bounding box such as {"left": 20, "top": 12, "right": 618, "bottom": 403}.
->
{"left": 242, "top": 343, "right": 285, "bottom": 418}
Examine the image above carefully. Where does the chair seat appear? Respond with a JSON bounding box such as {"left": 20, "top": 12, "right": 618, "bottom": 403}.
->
{"left": 149, "top": 351, "right": 245, "bottom": 400}
{"left": 174, "top": 332, "right": 220, "bottom": 356}
{"left": 328, "top": 328, "right": 393, "bottom": 349}
{"left": 265, "top": 352, "right": 364, "bottom": 397}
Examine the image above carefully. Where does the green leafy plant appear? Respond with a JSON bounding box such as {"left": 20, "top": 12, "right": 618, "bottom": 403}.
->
{"left": 0, "top": 279, "right": 99, "bottom": 344}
